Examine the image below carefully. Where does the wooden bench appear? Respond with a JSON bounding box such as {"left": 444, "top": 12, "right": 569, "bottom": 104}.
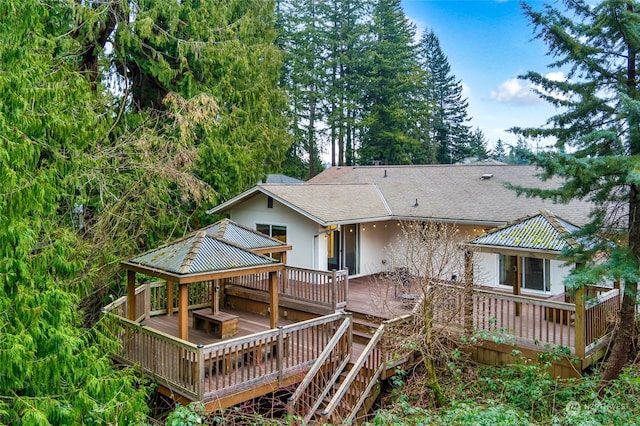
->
{"left": 192, "top": 309, "right": 239, "bottom": 339}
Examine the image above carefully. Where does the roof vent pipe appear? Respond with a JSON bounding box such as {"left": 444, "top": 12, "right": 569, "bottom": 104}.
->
{"left": 413, "top": 198, "right": 419, "bottom": 207}
{"left": 384, "top": 169, "right": 387, "bottom": 178}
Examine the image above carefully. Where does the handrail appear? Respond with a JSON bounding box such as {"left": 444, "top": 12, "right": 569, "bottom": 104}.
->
{"left": 288, "top": 315, "right": 352, "bottom": 422}
{"left": 585, "top": 287, "right": 619, "bottom": 309}
{"left": 227, "top": 266, "right": 349, "bottom": 309}
{"left": 320, "top": 313, "right": 416, "bottom": 423}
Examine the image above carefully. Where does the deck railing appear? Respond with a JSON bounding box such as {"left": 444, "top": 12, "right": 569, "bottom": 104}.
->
{"left": 104, "top": 311, "right": 351, "bottom": 402}
{"left": 287, "top": 315, "right": 353, "bottom": 422}
{"left": 228, "top": 266, "right": 349, "bottom": 310}
{"left": 585, "top": 288, "right": 619, "bottom": 351}
{"left": 103, "top": 280, "right": 212, "bottom": 320}
{"left": 430, "top": 282, "right": 619, "bottom": 357}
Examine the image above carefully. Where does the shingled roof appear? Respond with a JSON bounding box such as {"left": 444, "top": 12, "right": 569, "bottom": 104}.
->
{"left": 208, "top": 164, "right": 594, "bottom": 227}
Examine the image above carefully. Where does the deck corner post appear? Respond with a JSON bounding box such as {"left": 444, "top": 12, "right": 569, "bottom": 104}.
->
{"left": 277, "top": 326, "right": 285, "bottom": 387}
{"left": 574, "top": 286, "right": 586, "bottom": 359}
{"left": 196, "top": 344, "right": 205, "bottom": 400}
{"left": 127, "top": 270, "right": 136, "bottom": 321}
{"left": 269, "top": 271, "right": 279, "bottom": 328}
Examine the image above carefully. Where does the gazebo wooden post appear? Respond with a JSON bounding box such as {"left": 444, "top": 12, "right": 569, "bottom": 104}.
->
{"left": 178, "top": 283, "right": 189, "bottom": 341}
{"left": 514, "top": 256, "right": 522, "bottom": 316}
{"left": 166, "top": 281, "right": 174, "bottom": 317}
{"left": 269, "top": 271, "right": 279, "bottom": 328}
{"left": 212, "top": 279, "right": 220, "bottom": 314}
{"left": 127, "top": 270, "right": 136, "bottom": 321}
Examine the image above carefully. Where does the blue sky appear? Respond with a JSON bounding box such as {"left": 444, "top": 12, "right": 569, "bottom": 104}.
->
{"left": 402, "top": 0, "right": 561, "bottom": 152}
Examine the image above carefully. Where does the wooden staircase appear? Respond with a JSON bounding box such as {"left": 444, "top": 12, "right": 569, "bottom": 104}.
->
{"left": 288, "top": 311, "right": 415, "bottom": 425}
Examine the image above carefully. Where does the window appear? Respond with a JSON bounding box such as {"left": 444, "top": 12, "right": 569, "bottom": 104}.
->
{"left": 499, "top": 255, "right": 550, "bottom": 292}
{"left": 256, "top": 224, "right": 287, "bottom": 260}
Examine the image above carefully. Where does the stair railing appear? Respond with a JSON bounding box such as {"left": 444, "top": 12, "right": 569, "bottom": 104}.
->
{"left": 321, "top": 313, "right": 414, "bottom": 424}
{"left": 287, "top": 313, "right": 352, "bottom": 423}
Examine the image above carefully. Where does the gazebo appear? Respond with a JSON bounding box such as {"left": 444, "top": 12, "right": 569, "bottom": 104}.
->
{"left": 465, "top": 209, "right": 586, "bottom": 300}
{"left": 120, "top": 220, "right": 291, "bottom": 341}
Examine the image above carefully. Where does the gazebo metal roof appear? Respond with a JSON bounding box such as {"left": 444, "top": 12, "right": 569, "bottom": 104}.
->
{"left": 467, "top": 210, "right": 580, "bottom": 255}
{"left": 201, "top": 218, "right": 290, "bottom": 252}
{"left": 130, "top": 230, "right": 276, "bottom": 275}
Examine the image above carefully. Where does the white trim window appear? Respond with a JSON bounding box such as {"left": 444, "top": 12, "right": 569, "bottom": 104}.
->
{"left": 499, "top": 254, "right": 550, "bottom": 292}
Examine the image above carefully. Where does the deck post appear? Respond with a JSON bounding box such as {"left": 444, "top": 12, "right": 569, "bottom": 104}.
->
{"left": 331, "top": 269, "right": 337, "bottom": 312}
{"left": 269, "top": 271, "right": 279, "bottom": 329}
{"left": 127, "top": 270, "right": 136, "bottom": 321}
{"left": 514, "top": 257, "right": 522, "bottom": 316}
{"left": 574, "top": 286, "right": 586, "bottom": 359}
{"left": 166, "top": 280, "right": 174, "bottom": 317}
{"left": 196, "top": 344, "right": 205, "bottom": 400}
{"left": 178, "top": 283, "right": 189, "bottom": 341}
{"left": 144, "top": 281, "right": 151, "bottom": 320}
{"left": 277, "top": 326, "right": 285, "bottom": 387}
{"left": 464, "top": 251, "right": 474, "bottom": 335}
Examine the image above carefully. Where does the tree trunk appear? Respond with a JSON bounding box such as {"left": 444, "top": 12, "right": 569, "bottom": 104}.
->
{"left": 422, "top": 307, "right": 446, "bottom": 407}
{"left": 599, "top": 182, "right": 640, "bottom": 392}
{"left": 599, "top": 282, "right": 636, "bottom": 391}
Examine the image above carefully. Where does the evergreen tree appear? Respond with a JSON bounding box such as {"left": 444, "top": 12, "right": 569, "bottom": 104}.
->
{"left": 0, "top": 1, "right": 149, "bottom": 422}
{"left": 468, "top": 127, "right": 490, "bottom": 160}
{"left": 358, "top": 0, "right": 424, "bottom": 165}
{"left": 513, "top": 0, "right": 640, "bottom": 388}
{"left": 418, "top": 29, "right": 472, "bottom": 164}
{"left": 116, "top": 0, "right": 290, "bottom": 201}
{"left": 506, "top": 139, "right": 533, "bottom": 164}
{"left": 321, "top": 0, "right": 371, "bottom": 166}
{"left": 492, "top": 138, "right": 508, "bottom": 162}
{"left": 277, "top": 0, "right": 327, "bottom": 179}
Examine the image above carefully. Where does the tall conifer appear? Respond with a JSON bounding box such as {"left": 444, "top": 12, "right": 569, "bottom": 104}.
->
{"left": 513, "top": 0, "right": 640, "bottom": 388}
{"left": 358, "top": 0, "right": 424, "bottom": 165}
{"left": 418, "top": 29, "right": 472, "bottom": 164}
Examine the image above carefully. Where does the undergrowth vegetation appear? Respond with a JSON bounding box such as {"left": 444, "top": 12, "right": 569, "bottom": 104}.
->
{"left": 368, "top": 355, "right": 640, "bottom": 426}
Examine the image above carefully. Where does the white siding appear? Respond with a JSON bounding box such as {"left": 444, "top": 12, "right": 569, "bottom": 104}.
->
{"left": 228, "top": 194, "right": 320, "bottom": 269}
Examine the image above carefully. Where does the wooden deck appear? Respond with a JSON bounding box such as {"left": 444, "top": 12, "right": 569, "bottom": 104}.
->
{"left": 143, "top": 308, "right": 293, "bottom": 346}
{"left": 104, "top": 268, "right": 620, "bottom": 418}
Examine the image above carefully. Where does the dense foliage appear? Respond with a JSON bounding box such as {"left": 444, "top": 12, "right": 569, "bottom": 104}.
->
{"left": 368, "top": 360, "right": 640, "bottom": 425}
{"left": 276, "top": 0, "right": 484, "bottom": 173}
{"left": 0, "top": 0, "right": 289, "bottom": 422}
{"left": 512, "top": 0, "right": 640, "bottom": 386}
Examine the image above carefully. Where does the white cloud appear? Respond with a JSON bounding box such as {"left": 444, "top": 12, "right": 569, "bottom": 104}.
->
{"left": 490, "top": 78, "right": 541, "bottom": 105}
{"left": 462, "top": 82, "right": 471, "bottom": 100}
{"left": 490, "top": 72, "right": 567, "bottom": 106}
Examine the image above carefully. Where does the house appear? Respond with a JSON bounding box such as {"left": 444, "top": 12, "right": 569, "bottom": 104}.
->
{"left": 104, "top": 175, "right": 619, "bottom": 417}
{"left": 207, "top": 164, "right": 594, "bottom": 295}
